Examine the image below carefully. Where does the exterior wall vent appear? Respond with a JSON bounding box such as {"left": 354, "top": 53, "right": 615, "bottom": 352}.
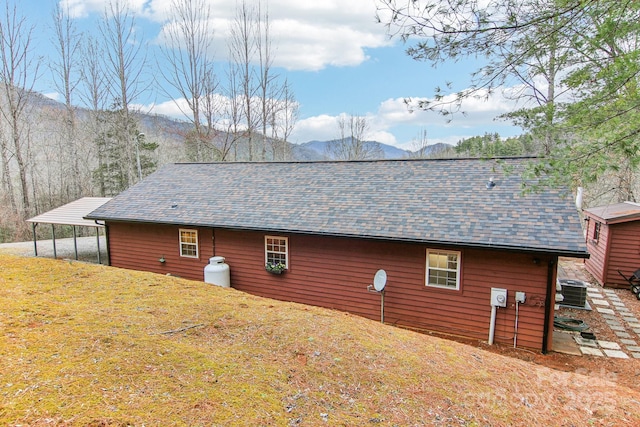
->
{"left": 558, "top": 279, "right": 588, "bottom": 308}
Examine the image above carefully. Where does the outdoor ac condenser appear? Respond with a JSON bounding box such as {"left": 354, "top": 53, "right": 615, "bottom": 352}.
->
{"left": 558, "top": 279, "right": 587, "bottom": 308}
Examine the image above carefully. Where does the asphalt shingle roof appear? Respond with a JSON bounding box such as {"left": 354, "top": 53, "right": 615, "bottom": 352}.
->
{"left": 86, "top": 158, "right": 588, "bottom": 256}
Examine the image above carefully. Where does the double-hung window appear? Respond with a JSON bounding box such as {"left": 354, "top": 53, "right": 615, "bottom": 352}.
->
{"left": 265, "top": 236, "right": 288, "bottom": 268}
{"left": 179, "top": 229, "right": 199, "bottom": 258}
{"left": 426, "top": 249, "right": 461, "bottom": 290}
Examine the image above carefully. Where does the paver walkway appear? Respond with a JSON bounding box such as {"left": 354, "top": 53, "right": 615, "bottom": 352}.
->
{"left": 558, "top": 260, "right": 640, "bottom": 359}
{"left": 579, "top": 284, "right": 640, "bottom": 359}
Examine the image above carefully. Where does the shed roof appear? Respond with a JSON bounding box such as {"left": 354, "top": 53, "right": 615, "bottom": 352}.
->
{"left": 86, "top": 158, "right": 588, "bottom": 257}
{"left": 28, "top": 197, "right": 112, "bottom": 227}
{"left": 583, "top": 201, "right": 640, "bottom": 224}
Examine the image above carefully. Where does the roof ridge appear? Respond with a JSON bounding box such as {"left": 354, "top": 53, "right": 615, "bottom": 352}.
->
{"left": 171, "top": 156, "right": 539, "bottom": 166}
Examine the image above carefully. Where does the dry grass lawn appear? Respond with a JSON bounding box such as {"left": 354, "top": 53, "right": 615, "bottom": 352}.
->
{"left": 1, "top": 254, "right": 639, "bottom": 426}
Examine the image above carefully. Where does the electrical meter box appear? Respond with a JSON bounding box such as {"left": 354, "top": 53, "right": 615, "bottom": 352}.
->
{"left": 490, "top": 288, "right": 508, "bottom": 307}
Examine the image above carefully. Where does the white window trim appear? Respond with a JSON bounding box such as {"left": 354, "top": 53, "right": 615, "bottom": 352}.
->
{"left": 179, "top": 228, "right": 199, "bottom": 258}
{"left": 265, "top": 235, "right": 289, "bottom": 268}
{"left": 425, "top": 249, "right": 461, "bottom": 290}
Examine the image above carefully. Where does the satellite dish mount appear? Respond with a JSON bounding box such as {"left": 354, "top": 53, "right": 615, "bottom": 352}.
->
{"left": 367, "top": 269, "right": 387, "bottom": 323}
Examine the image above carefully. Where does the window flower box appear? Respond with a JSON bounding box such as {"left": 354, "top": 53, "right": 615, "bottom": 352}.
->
{"left": 265, "top": 262, "right": 286, "bottom": 274}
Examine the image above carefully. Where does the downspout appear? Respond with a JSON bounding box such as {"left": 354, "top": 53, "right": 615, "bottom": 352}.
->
{"left": 95, "top": 220, "right": 110, "bottom": 266}
{"left": 488, "top": 305, "right": 498, "bottom": 345}
{"left": 95, "top": 226, "right": 102, "bottom": 265}
{"left": 542, "top": 257, "right": 557, "bottom": 354}
{"left": 105, "top": 224, "right": 111, "bottom": 266}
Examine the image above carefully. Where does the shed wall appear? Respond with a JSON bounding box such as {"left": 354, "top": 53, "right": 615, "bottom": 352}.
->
{"left": 603, "top": 221, "right": 640, "bottom": 288}
{"left": 584, "top": 216, "right": 609, "bottom": 286}
{"left": 584, "top": 215, "right": 640, "bottom": 288}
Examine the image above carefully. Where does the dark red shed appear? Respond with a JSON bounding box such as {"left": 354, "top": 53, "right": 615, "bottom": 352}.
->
{"left": 583, "top": 202, "right": 640, "bottom": 288}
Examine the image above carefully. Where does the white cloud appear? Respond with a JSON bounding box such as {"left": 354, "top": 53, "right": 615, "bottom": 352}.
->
{"left": 133, "top": 98, "right": 191, "bottom": 119}
{"left": 289, "top": 115, "right": 339, "bottom": 143}
{"left": 63, "top": 0, "right": 390, "bottom": 72}
{"left": 43, "top": 92, "right": 60, "bottom": 102}
{"left": 290, "top": 87, "right": 522, "bottom": 148}
{"left": 134, "top": 89, "right": 520, "bottom": 150}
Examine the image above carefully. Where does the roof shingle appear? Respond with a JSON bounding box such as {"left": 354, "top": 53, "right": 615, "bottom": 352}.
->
{"left": 86, "top": 158, "right": 588, "bottom": 256}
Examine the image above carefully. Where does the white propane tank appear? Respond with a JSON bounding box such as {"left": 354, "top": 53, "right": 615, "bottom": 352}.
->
{"left": 204, "top": 256, "right": 230, "bottom": 287}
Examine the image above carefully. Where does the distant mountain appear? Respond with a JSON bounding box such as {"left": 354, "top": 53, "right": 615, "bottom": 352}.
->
{"left": 297, "top": 139, "right": 451, "bottom": 160}
{"left": 28, "top": 88, "right": 452, "bottom": 162}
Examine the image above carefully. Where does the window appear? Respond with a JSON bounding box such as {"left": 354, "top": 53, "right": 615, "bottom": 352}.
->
{"left": 265, "top": 235, "right": 288, "bottom": 268}
{"left": 179, "top": 229, "right": 198, "bottom": 258}
{"left": 593, "top": 221, "right": 601, "bottom": 242}
{"left": 426, "top": 249, "right": 461, "bottom": 290}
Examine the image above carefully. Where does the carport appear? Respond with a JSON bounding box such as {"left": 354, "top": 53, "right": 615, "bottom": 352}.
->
{"left": 26, "top": 197, "right": 112, "bottom": 263}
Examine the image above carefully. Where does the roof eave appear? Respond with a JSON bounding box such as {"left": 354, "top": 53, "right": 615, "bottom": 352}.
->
{"left": 89, "top": 216, "right": 589, "bottom": 259}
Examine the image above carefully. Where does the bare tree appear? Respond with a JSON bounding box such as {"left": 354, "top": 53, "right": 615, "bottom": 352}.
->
{"left": 219, "top": 62, "right": 245, "bottom": 161}
{"left": 159, "top": 0, "right": 220, "bottom": 161}
{"left": 51, "top": 1, "right": 83, "bottom": 202}
{"left": 256, "top": 1, "right": 275, "bottom": 161}
{"left": 78, "top": 35, "right": 110, "bottom": 196}
{"left": 228, "top": 0, "right": 258, "bottom": 160}
{"left": 269, "top": 79, "right": 298, "bottom": 161}
{"left": 0, "top": 0, "right": 40, "bottom": 219}
{"left": 407, "top": 129, "right": 430, "bottom": 158}
{"left": 329, "top": 114, "right": 381, "bottom": 160}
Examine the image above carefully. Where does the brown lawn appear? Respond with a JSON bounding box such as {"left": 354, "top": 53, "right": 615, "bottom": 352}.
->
{"left": 1, "top": 254, "right": 639, "bottom": 426}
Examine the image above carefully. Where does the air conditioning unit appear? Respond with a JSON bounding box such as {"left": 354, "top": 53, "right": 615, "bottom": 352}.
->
{"left": 558, "top": 279, "right": 587, "bottom": 308}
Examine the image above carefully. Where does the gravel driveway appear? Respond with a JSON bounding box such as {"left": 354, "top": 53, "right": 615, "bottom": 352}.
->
{"left": 0, "top": 236, "right": 108, "bottom": 264}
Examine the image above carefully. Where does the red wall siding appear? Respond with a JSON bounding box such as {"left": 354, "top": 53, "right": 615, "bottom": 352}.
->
{"left": 107, "top": 223, "right": 213, "bottom": 281}
{"left": 584, "top": 217, "right": 608, "bottom": 285}
{"left": 584, "top": 216, "right": 640, "bottom": 288}
{"left": 604, "top": 221, "right": 640, "bottom": 288}
{"left": 105, "top": 223, "right": 554, "bottom": 350}
{"left": 214, "top": 229, "right": 552, "bottom": 350}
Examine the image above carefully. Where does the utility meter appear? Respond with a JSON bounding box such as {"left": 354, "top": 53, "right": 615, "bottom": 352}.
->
{"left": 490, "top": 288, "right": 508, "bottom": 307}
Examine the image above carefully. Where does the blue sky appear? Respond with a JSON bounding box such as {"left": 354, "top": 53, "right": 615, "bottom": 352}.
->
{"left": 25, "top": 0, "right": 523, "bottom": 150}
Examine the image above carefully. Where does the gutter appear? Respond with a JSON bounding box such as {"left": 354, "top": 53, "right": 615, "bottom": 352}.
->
{"left": 86, "top": 217, "right": 590, "bottom": 259}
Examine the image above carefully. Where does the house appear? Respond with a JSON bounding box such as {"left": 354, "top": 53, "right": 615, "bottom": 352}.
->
{"left": 583, "top": 201, "right": 640, "bottom": 288}
{"left": 85, "top": 158, "right": 588, "bottom": 352}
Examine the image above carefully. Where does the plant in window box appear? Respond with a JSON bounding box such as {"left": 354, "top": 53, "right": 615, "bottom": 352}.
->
{"left": 265, "top": 262, "right": 286, "bottom": 274}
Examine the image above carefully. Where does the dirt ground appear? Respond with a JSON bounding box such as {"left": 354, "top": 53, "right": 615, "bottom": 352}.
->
{"left": 445, "top": 257, "right": 640, "bottom": 393}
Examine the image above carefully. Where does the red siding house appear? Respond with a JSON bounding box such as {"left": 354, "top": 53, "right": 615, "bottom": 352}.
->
{"left": 583, "top": 202, "right": 640, "bottom": 288}
{"left": 86, "top": 158, "right": 587, "bottom": 352}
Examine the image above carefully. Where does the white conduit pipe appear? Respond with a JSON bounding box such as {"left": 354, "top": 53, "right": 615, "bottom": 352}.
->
{"left": 488, "top": 305, "right": 498, "bottom": 345}
{"left": 514, "top": 300, "right": 520, "bottom": 348}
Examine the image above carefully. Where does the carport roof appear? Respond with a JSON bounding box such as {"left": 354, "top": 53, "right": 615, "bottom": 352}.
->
{"left": 27, "top": 197, "right": 112, "bottom": 227}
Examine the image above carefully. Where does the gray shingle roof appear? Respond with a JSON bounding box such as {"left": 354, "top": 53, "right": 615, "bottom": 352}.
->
{"left": 85, "top": 158, "right": 588, "bottom": 256}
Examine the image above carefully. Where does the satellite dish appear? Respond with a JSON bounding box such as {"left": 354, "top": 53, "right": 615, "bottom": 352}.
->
{"left": 373, "top": 269, "right": 387, "bottom": 292}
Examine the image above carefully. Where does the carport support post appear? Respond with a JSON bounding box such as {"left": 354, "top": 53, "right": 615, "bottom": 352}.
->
{"left": 51, "top": 224, "right": 57, "bottom": 259}
{"left": 73, "top": 226, "right": 79, "bottom": 260}
{"left": 96, "top": 227, "right": 102, "bottom": 265}
{"left": 32, "top": 223, "right": 38, "bottom": 256}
